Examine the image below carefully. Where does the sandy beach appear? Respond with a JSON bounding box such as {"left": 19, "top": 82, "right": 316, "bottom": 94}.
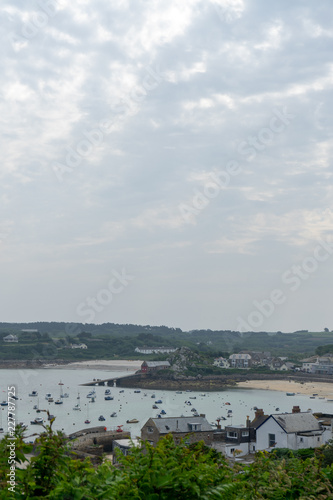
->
{"left": 237, "top": 379, "right": 333, "bottom": 399}
{"left": 44, "top": 359, "right": 143, "bottom": 371}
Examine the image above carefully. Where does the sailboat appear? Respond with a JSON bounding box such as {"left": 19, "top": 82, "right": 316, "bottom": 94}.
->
{"left": 84, "top": 403, "right": 90, "bottom": 424}
{"left": 73, "top": 393, "right": 81, "bottom": 411}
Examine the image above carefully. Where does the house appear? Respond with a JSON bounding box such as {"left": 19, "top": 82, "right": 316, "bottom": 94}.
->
{"left": 216, "top": 409, "right": 269, "bottom": 457}
{"left": 256, "top": 407, "right": 324, "bottom": 451}
{"left": 141, "top": 361, "right": 170, "bottom": 373}
{"left": 141, "top": 416, "right": 213, "bottom": 446}
{"left": 213, "top": 357, "right": 229, "bottom": 368}
{"left": 229, "top": 353, "right": 251, "bottom": 369}
{"left": 270, "top": 358, "right": 294, "bottom": 371}
{"left": 245, "top": 351, "right": 272, "bottom": 367}
{"left": 3, "top": 334, "right": 18, "bottom": 343}
{"left": 301, "top": 356, "right": 319, "bottom": 372}
{"left": 71, "top": 343, "right": 88, "bottom": 349}
{"left": 135, "top": 347, "right": 177, "bottom": 354}
{"left": 112, "top": 438, "right": 140, "bottom": 465}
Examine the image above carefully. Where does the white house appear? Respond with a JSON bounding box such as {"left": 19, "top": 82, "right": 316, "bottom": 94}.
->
{"left": 3, "top": 334, "right": 18, "bottom": 343}
{"left": 256, "top": 411, "right": 324, "bottom": 451}
{"left": 71, "top": 343, "right": 87, "bottom": 349}
{"left": 135, "top": 347, "right": 177, "bottom": 354}
{"left": 213, "top": 357, "right": 229, "bottom": 368}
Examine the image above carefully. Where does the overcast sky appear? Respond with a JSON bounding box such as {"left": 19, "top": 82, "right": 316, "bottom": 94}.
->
{"left": 1, "top": 0, "right": 333, "bottom": 333}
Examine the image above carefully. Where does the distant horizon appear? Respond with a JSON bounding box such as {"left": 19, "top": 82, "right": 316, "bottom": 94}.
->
{"left": 0, "top": 320, "right": 327, "bottom": 335}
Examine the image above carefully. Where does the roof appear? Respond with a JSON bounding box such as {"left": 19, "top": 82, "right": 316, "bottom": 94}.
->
{"left": 257, "top": 412, "right": 321, "bottom": 433}
{"left": 143, "top": 361, "right": 171, "bottom": 367}
{"left": 251, "top": 415, "right": 269, "bottom": 429}
{"left": 145, "top": 416, "right": 212, "bottom": 434}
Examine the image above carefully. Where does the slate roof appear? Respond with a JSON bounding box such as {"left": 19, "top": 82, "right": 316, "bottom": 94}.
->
{"left": 260, "top": 412, "right": 321, "bottom": 433}
{"left": 147, "top": 416, "right": 212, "bottom": 434}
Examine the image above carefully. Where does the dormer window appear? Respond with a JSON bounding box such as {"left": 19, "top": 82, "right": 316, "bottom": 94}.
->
{"left": 188, "top": 423, "right": 201, "bottom": 431}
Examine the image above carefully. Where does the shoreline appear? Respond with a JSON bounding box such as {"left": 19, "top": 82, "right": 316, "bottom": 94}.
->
{"left": 236, "top": 379, "right": 333, "bottom": 399}
{"left": 0, "top": 359, "right": 143, "bottom": 371}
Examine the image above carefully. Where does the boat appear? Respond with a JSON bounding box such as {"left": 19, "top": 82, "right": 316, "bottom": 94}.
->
{"left": 193, "top": 412, "right": 199, "bottom": 416}
{"left": 151, "top": 394, "right": 156, "bottom": 398}
{"left": 47, "top": 397, "right": 54, "bottom": 402}
{"left": 134, "top": 390, "right": 141, "bottom": 393}
{"left": 200, "top": 393, "right": 206, "bottom": 396}
{"left": 89, "top": 397, "right": 95, "bottom": 403}
{"left": 45, "top": 393, "right": 51, "bottom": 400}
{"left": 0, "top": 401, "right": 8, "bottom": 407}
{"left": 160, "top": 409, "right": 166, "bottom": 415}
{"left": 104, "top": 396, "right": 114, "bottom": 401}
{"left": 152, "top": 404, "right": 158, "bottom": 409}
{"left": 60, "top": 393, "right": 69, "bottom": 398}
{"left": 191, "top": 408, "right": 197, "bottom": 412}
{"left": 126, "top": 419, "right": 139, "bottom": 424}
{"left": 105, "top": 389, "right": 111, "bottom": 395}
{"left": 225, "top": 402, "right": 231, "bottom": 405}
{"left": 176, "top": 391, "right": 182, "bottom": 394}
{"left": 310, "top": 396, "right": 315, "bottom": 399}
{"left": 30, "top": 417, "right": 44, "bottom": 425}
{"left": 119, "top": 390, "right": 124, "bottom": 393}
{"left": 48, "top": 414, "right": 55, "bottom": 421}
{"left": 58, "top": 381, "right": 64, "bottom": 385}
{"left": 87, "top": 391, "right": 96, "bottom": 398}
{"left": 0, "top": 428, "right": 4, "bottom": 434}
{"left": 275, "top": 408, "right": 280, "bottom": 411}
{"left": 84, "top": 419, "right": 91, "bottom": 424}
{"left": 286, "top": 392, "right": 295, "bottom": 396}
{"left": 189, "top": 397, "right": 196, "bottom": 400}
{"left": 73, "top": 404, "right": 81, "bottom": 411}
{"left": 155, "top": 400, "right": 162, "bottom": 404}
{"left": 29, "top": 391, "right": 38, "bottom": 397}
{"left": 110, "top": 412, "right": 117, "bottom": 417}
{"left": 33, "top": 405, "right": 38, "bottom": 410}
{"left": 54, "top": 400, "right": 63, "bottom": 405}
{"left": 116, "top": 425, "right": 123, "bottom": 432}
{"left": 98, "top": 415, "right": 106, "bottom": 421}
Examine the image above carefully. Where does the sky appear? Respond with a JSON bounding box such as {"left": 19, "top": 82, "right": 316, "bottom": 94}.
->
{"left": 1, "top": 0, "right": 333, "bottom": 333}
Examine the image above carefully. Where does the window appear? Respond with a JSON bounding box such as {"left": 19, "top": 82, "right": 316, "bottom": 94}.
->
{"left": 268, "top": 433, "right": 276, "bottom": 447}
{"left": 318, "top": 437, "right": 320, "bottom": 442}
{"left": 227, "top": 431, "right": 237, "bottom": 438}
{"left": 300, "top": 438, "right": 303, "bottom": 442}
{"left": 241, "top": 431, "right": 249, "bottom": 437}
{"left": 230, "top": 448, "right": 235, "bottom": 453}
{"left": 147, "top": 426, "right": 154, "bottom": 433}
{"left": 252, "top": 445, "right": 256, "bottom": 451}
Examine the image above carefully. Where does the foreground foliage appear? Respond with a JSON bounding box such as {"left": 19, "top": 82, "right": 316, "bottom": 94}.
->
{"left": 1, "top": 425, "right": 333, "bottom": 499}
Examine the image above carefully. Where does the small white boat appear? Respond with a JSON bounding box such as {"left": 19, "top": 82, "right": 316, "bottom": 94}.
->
{"left": 110, "top": 412, "right": 117, "bottom": 417}
{"left": 31, "top": 417, "right": 44, "bottom": 425}
{"left": 60, "top": 393, "right": 69, "bottom": 398}
{"left": 29, "top": 391, "right": 38, "bottom": 397}
{"left": 54, "top": 400, "right": 63, "bottom": 405}
{"left": 73, "top": 404, "right": 81, "bottom": 411}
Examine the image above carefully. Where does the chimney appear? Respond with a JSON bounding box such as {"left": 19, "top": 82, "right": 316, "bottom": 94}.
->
{"left": 255, "top": 409, "right": 264, "bottom": 419}
{"left": 292, "top": 406, "right": 300, "bottom": 413}
{"left": 246, "top": 416, "right": 250, "bottom": 428}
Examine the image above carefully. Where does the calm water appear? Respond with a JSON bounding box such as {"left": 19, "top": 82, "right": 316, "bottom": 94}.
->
{"left": 0, "top": 368, "right": 331, "bottom": 440}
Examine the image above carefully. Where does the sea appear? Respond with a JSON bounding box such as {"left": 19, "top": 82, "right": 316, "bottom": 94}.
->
{"left": 0, "top": 368, "right": 331, "bottom": 441}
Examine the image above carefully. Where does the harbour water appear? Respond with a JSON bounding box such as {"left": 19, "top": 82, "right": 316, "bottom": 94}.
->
{"left": 0, "top": 368, "right": 332, "bottom": 441}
